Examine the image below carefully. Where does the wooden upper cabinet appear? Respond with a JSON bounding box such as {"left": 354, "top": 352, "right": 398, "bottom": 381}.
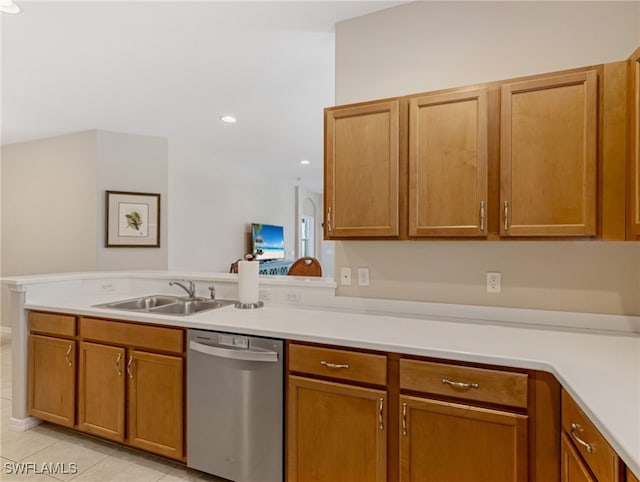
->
{"left": 629, "top": 47, "right": 640, "bottom": 239}
{"left": 500, "top": 71, "right": 598, "bottom": 236}
{"left": 325, "top": 100, "right": 400, "bottom": 238}
{"left": 408, "top": 88, "right": 488, "bottom": 237}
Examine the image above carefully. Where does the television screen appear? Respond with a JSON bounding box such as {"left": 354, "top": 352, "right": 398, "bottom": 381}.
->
{"left": 251, "top": 223, "right": 285, "bottom": 261}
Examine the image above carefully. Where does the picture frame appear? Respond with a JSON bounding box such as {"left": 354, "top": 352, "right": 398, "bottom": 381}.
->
{"left": 106, "top": 190, "right": 160, "bottom": 247}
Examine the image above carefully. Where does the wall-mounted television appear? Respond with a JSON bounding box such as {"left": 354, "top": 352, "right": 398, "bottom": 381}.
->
{"left": 251, "top": 223, "right": 285, "bottom": 261}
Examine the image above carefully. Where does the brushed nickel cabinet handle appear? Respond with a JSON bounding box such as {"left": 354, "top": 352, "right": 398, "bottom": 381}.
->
{"left": 442, "top": 378, "right": 480, "bottom": 390}
{"left": 327, "top": 207, "right": 333, "bottom": 233}
{"left": 115, "top": 353, "right": 122, "bottom": 376}
{"left": 480, "top": 201, "right": 486, "bottom": 232}
{"left": 503, "top": 201, "right": 509, "bottom": 231}
{"left": 127, "top": 355, "right": 134, "bottom": 379}
{"left": 570, "top": 423, "right": 594, "bottom": 453}
{"left": 378, "top": 398, "right": 384, "bottom": 431}
{"left": 320, "top": 360, "right": 349, "bottom": 369}
{"left": 402, "top": 402, "right": 407, "bottom": 436}
{"left": 65, "top": 345, "right": 72, "bottom": 367}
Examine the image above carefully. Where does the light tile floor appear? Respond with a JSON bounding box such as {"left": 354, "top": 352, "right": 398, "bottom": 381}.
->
{"left": 0, "top": 332, "right": 227, "bottom": 481}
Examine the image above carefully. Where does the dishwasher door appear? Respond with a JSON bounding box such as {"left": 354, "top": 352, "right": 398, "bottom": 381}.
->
{"left": 187, "top": 329, "right": 284, "bottom": 482}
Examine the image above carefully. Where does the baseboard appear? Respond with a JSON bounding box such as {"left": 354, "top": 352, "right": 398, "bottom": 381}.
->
{"left": 9, "top": 416, "right": 42, "bottom": 432}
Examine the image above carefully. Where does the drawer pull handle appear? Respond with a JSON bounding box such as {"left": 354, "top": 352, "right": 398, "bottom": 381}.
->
{"left": 378, "top": 398, "right": 384, "bottom": 430}
{"left": 320, "top": 360, "right": 349, "bottom": 369}
{"left": 442, "top": 378, "right": 479, "bottom": 390}
{"left": 570, "top": 423, "right": 594, "bottom": 453}
{"left": 402, "top": 402, "right": 407, "bottom": 436}
{"left": 65, "top": 345, "right": 72, "bottom": 367}
{"left": 115, "top": 353, "right": 122, "bottom": 376}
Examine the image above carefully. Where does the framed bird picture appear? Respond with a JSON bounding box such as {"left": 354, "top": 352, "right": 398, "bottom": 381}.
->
{"left": 106, "top": 191, "right": 160, "bottom": 247}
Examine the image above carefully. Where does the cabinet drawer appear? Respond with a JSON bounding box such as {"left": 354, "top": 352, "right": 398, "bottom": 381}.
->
{"left": 30, "top": 311, "right": 76, "bottom": 337}
{"left": 79, "top": 317, "right": 184, "bottom": 354}
{"left": 400, "top": 359, "right": 528, "bottom": 409}
{"left": 562, "top": 390, "right": 621, "bottom": 482}
{"left": 288, "top": 344, "right": 386, "bottom": 386}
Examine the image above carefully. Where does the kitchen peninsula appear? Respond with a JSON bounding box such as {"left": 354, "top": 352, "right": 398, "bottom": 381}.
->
{"left": 2, "top": 271, "right": 639, "bottom": 481}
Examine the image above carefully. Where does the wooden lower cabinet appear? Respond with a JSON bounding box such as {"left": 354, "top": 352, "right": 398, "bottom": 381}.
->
{"left": 78, "top": 342, "right": 184, "bottom": 459}
{"left": 562, "top": 432, "right": 596, "bottom": 482}
{"left": 127, "top": 350, "right": 184, "bottom": 460}
{"left": 78, "top": 342, "right": 126, "bottom": 441}
{"left": 287, "top": 375, "right": 387, "bottom": 482}
{"left": 399, "top": 395, "right": 528, "bottom": 482}
{"left": 28, "top": 334, "right": 76, "bottom": 427}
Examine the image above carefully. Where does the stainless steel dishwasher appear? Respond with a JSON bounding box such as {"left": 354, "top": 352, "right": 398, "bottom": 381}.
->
{"left": 187, "top": 329, "right": 284, "bottom": 482}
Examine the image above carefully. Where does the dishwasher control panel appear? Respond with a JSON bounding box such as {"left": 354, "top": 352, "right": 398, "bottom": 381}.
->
{"left": 219, "top": 334, "right": 249, "bottom": 349}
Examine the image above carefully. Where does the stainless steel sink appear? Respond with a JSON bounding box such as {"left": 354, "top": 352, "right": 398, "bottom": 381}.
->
{"left": 101, "top": 295, "right": 180, "bottom": 310}
{"left": 151, "top": 299, "right": 235, "bottom": 315}
{"left": 95, "top": 295, "right": 235, "bottom": 316}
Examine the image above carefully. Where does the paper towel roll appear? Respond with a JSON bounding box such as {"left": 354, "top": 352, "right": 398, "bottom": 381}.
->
{"left": 238, "top": 260, "right": 259, "bottom": 304}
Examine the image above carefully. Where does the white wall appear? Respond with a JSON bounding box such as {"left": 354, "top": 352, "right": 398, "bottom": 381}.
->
{"left": 334, "top": 1, "right": 640, "bottom": 315}
{"left": 336, "top": 1, "right": 640, "bottom": 103}
{"left": 1, "top": 130, "right": 169, "bottom": 326}
{"left": 96, "top": 130, "right": 168, "bottom": 270}
{"left": 1, "top": 131, "right": 99, "bottom": 324}
{"left": 167, "top": 141, "right": 296, "bottom": 272}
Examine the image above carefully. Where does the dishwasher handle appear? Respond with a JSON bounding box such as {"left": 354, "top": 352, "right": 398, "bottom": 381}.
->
{"left": 189, "top": 340, "right": 279, "bottom": 363}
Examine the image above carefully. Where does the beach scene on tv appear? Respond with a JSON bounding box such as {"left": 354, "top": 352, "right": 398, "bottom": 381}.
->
{"left": 252, "top": 223, "right": 285, "bottom": 260}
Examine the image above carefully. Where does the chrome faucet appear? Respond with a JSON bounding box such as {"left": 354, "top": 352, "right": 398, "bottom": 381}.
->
{"left": 208, "top": 285, "right": 216, "bottom": 300}
{"left": 169, "top": 279, "right": 196, "bottom": 298}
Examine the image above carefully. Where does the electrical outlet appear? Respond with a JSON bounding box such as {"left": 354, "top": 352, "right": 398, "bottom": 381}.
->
{"left": 286, "top": 289, "right": 300, "bottom": 303}
{"left": 100, "top": 282, "right": 116, "bottom": 292}
{"left": 486, "top": 272, "right": 501, "bottom": 293}
{"left": 259, "top": 289, "right": 271, "bottom": 301}
{"left": 358, "top": 268, "right": 370, "bottom": 287}
{"left": 340, "top": 267, "right": 352, "bottom": 286}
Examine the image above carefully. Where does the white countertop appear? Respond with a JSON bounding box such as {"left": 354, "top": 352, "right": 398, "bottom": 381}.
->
{"left": 22, "top": 292, "right": 640, "bottom": 478}
{"left": 3, "top": 271, "right": 639, "bottom": 477}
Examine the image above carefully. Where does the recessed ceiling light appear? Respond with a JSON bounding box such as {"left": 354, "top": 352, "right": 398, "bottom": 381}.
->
{"left": 0, "top": 1, "right": 20, "bottom": 13}
{"left": 300, "top": 160, "right": 310, "bottom": 165}
{"left": 220, "top": 115, "right": 237, "bottom": 123}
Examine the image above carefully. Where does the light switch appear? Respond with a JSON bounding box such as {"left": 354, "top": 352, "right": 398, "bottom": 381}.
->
{"left": 358, "top": 268, "right": 370, "bottom": 287}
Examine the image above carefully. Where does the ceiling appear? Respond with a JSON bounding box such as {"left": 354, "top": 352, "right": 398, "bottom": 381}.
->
{"left": 0, "top": 1, "right": 402, "bottom": 191}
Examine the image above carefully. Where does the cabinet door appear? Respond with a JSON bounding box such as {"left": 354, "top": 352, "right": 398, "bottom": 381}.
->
{"left": 325, "top": 100, "right": 399, "bottom": 238}
{"left": 128, "top": 350, "right": 184, "bottom": 460}
{"left": 409, "top": 88, "right": 488, "bottom": 236}
{"left": 629, "top": 47, "right": 640, "bottom": 238}
{"left": 561, "top": 433, "right": 596, "bottom": 482}
{"left": 501, "top": 71, "right": 597, "bottom": 236}
{"left": 28, "top": 335, "right": 75, "bottom": 427}
{"left": 399, "top": 395, "right": 527, "bottom": 482}
{"left": 78, "top": 341, "right": 126, "bottom": 441}
{"left": 288, "top": 376, "right": 387, "bottom": 482}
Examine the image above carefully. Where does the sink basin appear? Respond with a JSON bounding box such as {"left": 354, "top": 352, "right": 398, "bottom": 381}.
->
{"left": 95, "top": 296, "right": 235, "bottom": 316}
{"left": 151, "top": 299, "right": 235, "bottom": 316}
{"left": 101, "top": 295, "right": 180, "bottom": 310}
